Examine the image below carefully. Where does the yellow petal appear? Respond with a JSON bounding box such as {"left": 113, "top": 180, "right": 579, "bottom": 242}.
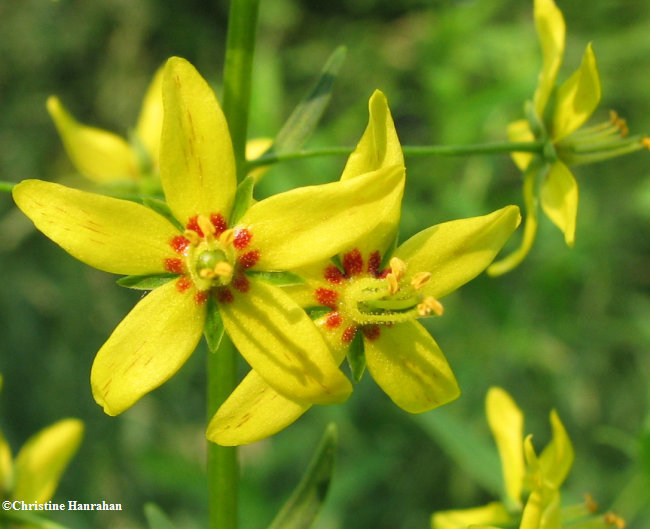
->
{"left": 135, "top": 65, "right": 165, "bottom": 167}
{"left": 540, "top": 161, "right": 578, "bottom": 247}
{"left": 431, "top": 502, "right": 511, "bottom": 529}
{"left": 13, "top": 419, "right": 83, "bottom": 503}
{"left": 91, "top": 279, "right": 206, "bottom": 415}
{"left": 46, "top": 96, "right": 138, "bottom": 182}
{"left": 394, "top": 205, "right": 521, "bottom": 299}
{"left": 532, "top": 0, "right": 565, "bottom": 117}
{"left": 540, "top": 491, "right": 562, "bottom": 529}
{"left": 340, "top": 89, "right": 405, "bottom": 255}
{"left": 487, "top": 171, "right": 539, "bottom": 276}
{"left": 486, "top": 387, "right": 525, "bottom": 508}
{"left": 0, "top": 430, "right": 13, "bottom": 494}
{"left": 239, "top": 164, "right": 405, "bottom": 270}
{"left": 207, "top": 370, "right": 311, "bottom": 446}
{"left": 160, "top": 57, "right": 236, "bottom": 226}
{"left": 364, "top": 320, "right": 460, "bottom": 413}
{"left": 246, "top": 137, "right": 273, "bottom": 182}
{"left": 508, "top": 119, "right": 536, "bottom": 171}
{"left": 219, "top": 279, "right": 352, "bottom": 405}
{"left": 13, "top": 180, "right": 178, "bottom": 275}
{"left": 552, "top": 43, "right": 601, "bottom": 141}
{"left": 539, "top": 410, "right": 574, "bottom": 490}
{"left": 520, "top": 488, "right": 544, "bottom": 529}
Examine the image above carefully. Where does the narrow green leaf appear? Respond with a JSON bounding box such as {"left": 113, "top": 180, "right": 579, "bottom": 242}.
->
{"left": 142, "top": 197, "right": 183, "bottom": 231}
{"left": 229, "top": 174, "right": 255, "bottom": 226}
{"left": 204, "top": 296, "right": 225, "bottom": 354}
{"left": 144, "top": 503, "right": 178, "bottom": 529}
{"left": 117, "top": 273, "right": 178, "bottom": 290}
{"left": 346, "top": 330, "right": 366, "bottom": 382}
{"left": 268, "top": 424, "right": 338, "bottom": 529}
{"left": 305, "top": 306, "right": 332, "bottom": 320}
{"left": 245, "top": 270, "right": 305, "bottom": 286}
{"left": 272, "top": 46, "right": 347, "bottom": 154}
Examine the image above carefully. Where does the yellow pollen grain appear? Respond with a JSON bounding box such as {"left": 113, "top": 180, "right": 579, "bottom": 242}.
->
{"left": 183, "top": 229, "right": 200, "bottom": 246}
{"left": 389, "top": 257, "right": 406, "bottom": 281}
{"left": 213, "top": 261, "right": 234, "bottom": 277}
{"left": 411, "top": 271, "right": 431, "bottom": 290}
{"left": 386, "top": 273, "right": 399, "bottom": 295}
{"left": 197, "top": 215, "right": 216, "bottom": 240}
{"left": 219, "top": 229, "right": 235, "bottom": 247}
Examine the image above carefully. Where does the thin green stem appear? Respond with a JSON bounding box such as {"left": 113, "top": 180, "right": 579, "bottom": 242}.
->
{"left": 1, "top": 510, "right": 73, "bottom": 529}
{"left": 222, "top": 0, "right": 261, "bottom": 181}
{"left": 245, "top": 140, "right": 545, "bottom": 170}
{"left": 0, "top": 181, "right": 16, "bottom": 193}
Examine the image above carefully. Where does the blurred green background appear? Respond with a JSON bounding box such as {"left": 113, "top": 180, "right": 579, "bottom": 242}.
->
{"left": 1, "top": 0, "right": 649, "bottom": 528}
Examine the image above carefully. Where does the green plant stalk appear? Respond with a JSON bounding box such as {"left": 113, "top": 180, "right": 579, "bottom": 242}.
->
{"left": 1, "top": 510, "right": 73, "bottom": 529}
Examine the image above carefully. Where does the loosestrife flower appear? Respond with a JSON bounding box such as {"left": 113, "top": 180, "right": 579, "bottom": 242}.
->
{"left": 47, "top": 66, "right": 164, "bottom": 187}
{"left": 432, "top": 388, "right": 624, "bottom": 529}
{"left": 208, "top": 91, "right": 521, "bottom": 446}
{"left": 13, "top": 57, "right": 404, "bottom": 416}
{"left": 488, "top": 0, "right": 649, "bottom": 276}
{"left": 0, "top": 376, "right": 83, "bottom": 510}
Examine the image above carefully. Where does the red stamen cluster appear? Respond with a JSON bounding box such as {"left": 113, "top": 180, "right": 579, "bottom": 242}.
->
{"left": 170, "top": 235, "right": 191, "bottom": 254}
{"left": 164, "top": 258, "right": 184, "bottom": 274}
{"left": 341, "top": 326, "right": 357, "bottom": 343}
{"left": 233, "top": 228, "right": 252, "bottom": 250}
{"left": 237, "top": 250, "right": 260, "bottom": 269}
{"left": 342, "top": 248, "right": 364, "bottom": 276}
{"left": 315, "top": 287, "right": 338, "bottom": 308}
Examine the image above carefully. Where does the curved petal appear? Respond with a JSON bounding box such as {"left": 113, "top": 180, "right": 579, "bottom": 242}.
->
{"left": 520, "top": 488, "right": 544, "bottom": 529}
{"left": 431, "top": 502, "right": 511, "bottom": 529}
{"left": 540, "top": 161, "right": 578, "bottom": 247}
{"left": 364, "top": 320, "right": 459, "bottom": 413}
{"left": 539, "top": 410, "right": 574, "bottom": 490}
{"left": 207, "top": 370, "right": 311, "bottom": 446}
{"left": 13, "top": 419, "right": 83, "bottom": 503}
{"left": 91, "top": 279, "right": 206, "bottom": 415}
{"left": 508, "top": 119, "right": 536, "bottom": 171}
{"left": 240, "top": 164, "right": 405, "bottom": 270}
{"left": 219, "top": 279, "right": 352, "bottom": 405}
{"left": 552, "top": 43, "right": 601, "bottom": 141}
{"left": 135, "top": 65, "right": 165, "bottom": 167}
{"left": 340, "top": 89, "right": 404, "bottom": 255}
{"left": 246, "top": 137, "right": 273, "bottom": 182}
{"left": 394, "top": 205, "right": 521, "bottom": 299}
{"left": 533, "top": 0, "right": 565, "bottom": 117}
{"left": 160, "top": 57, "right": 236, "bottom": 226}
{"left": 487, "top": 170, "right": 539, "bottom": 276}
{"left": 13, "top": 180, "right": 179, "bottom": 275}
{"left": 486, "top": 387, "right": 525, "bottom": 508}
{"left": 0, "top": 430, "right": 13, "bottom": 493}
{"left": 46, "top": 96, "right": 138, "bottom": 182}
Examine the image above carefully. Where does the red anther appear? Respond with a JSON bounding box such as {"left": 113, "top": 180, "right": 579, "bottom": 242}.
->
{"left": 170, "top": 235, "right": 191, "bottom": 254}
{"left": 176, "top": 277, "right": 192, "bottom": 293}
{"left": 194, "top": 291, "right": 209, "bottom": 305}
{"left": 232, "top": 273, "right": 250, "bottom": 293}
{"left": 210, "top": 213, "right": 227, "bottom": 235}
{"left": 324, "top": 265, "right": 344, "bottom": 284}
{"left": 233, "top": 229, "right": 252, "bottom": 250}
{"left": 216, "top": 288, "right": 234, "bottom": 304}
{"left": 164, "top": 258, "right": 184, "bottom": 274}
{"left": 237, "top": 250, "right": 260, "bottom": 269}
{"left": 343, "top": 249, "right": 363, "bottom": 277}
{"left": 325, "top": 311, "right": 342, "bottom": 328}
{"left": 186, "top": 215, "right": 203, "bottom": 237}
{"left": 367, "top": 251, "right": 382, "bottom": 277}
{"left": 341, "top": 326, "right": 357, "bottom": 344}
{"left": 315, "top": 287, "right": 338, "bottom": 308}
{"left": 362, "top": 325, "right": 381, "bottom": 341}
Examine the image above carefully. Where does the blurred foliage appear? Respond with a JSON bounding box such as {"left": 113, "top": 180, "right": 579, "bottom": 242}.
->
{"left": 1, "top": 1, "right": 649, "bottom": 528}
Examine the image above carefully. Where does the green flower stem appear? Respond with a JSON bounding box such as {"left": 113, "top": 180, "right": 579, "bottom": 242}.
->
{"left": 0, "top": 181, "right": 16, "bottom": 193}
{"left": 222, "top": 0, "right": 261, "bottom": 181}
{"left": 1, "top": 510, "right": 73, "bottom": 529}
{"left": 245, "top": 140, "right": 546, "bottom": 170}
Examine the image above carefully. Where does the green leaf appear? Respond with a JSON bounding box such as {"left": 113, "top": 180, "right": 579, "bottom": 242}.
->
{"left": 305, "top": 306, "right": 332, "bottom": 320}
{"left": 272, "top": 46, "right": 346, "bottom": 154}
{"left": 346, "top": 330, "right": 366, "bottom": 383}
{"left": 204, "top": 296, "right": 225, "bottom": 354}
{"left": 142, "top": 197, "right": 183, "bottom": 231}
{"left": 267, "top": 424, "right": 338, "bottom": 529}
{"left": 245, "top": 270, "right": 305, "bottom": 286}
{"left": 144, "top": 503, "right": 178, "bottom": 529}
{"left": 116, "top": 273, "right": 178, "bottom": 290}
{"left": 230, "top": 174, "right": 255, "bottom": 226}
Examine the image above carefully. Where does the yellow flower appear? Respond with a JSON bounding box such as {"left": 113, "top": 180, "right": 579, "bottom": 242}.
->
{"left": 13, "top": 57, "right": 404, "bottom": 416}
{"left": 207, "top": 91, "right": 521, "bottom": 446}
{"left": 431, "top": 387, "right": 574, "bottom": 529}
{"left": 489, "top": 0, "right": 648, "bottom": 276}
{"left": 47, "top": 66, "right": 164, "bottom": 186}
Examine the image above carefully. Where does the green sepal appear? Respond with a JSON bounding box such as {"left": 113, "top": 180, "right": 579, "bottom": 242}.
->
{"left": 245, "top": 270, "right": 305, "bottom": 286}
{"left": 144, "top": 503, "right": 178, "bottom": 529}
{"left": 204, "top": 296, "right": 225, "bottom": 354}
{"left": 141, "top": 197, "right": 183, "bottom": 231}
{"left": 379, "top": 235, "right": 398, "bottom": 270}
{"left": 329, "top": 254, "right": 345, "bottom": 274}
{"left": 267, "top": 423, "right": 338, "bottom": 529}
{"left": 230, "top": 174, "right": 255, "bottom": 226}
{"left": 305, "top": 306, "right": 333, "bottom": 320}
{"left": 346, "top": 330, "right": 366, "bottom": 383}
{"left": 271, "top": 46, "right": 347, "bottom": 154}
{"left": 116, "top": 273, "right": 178, "bottom": 290}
